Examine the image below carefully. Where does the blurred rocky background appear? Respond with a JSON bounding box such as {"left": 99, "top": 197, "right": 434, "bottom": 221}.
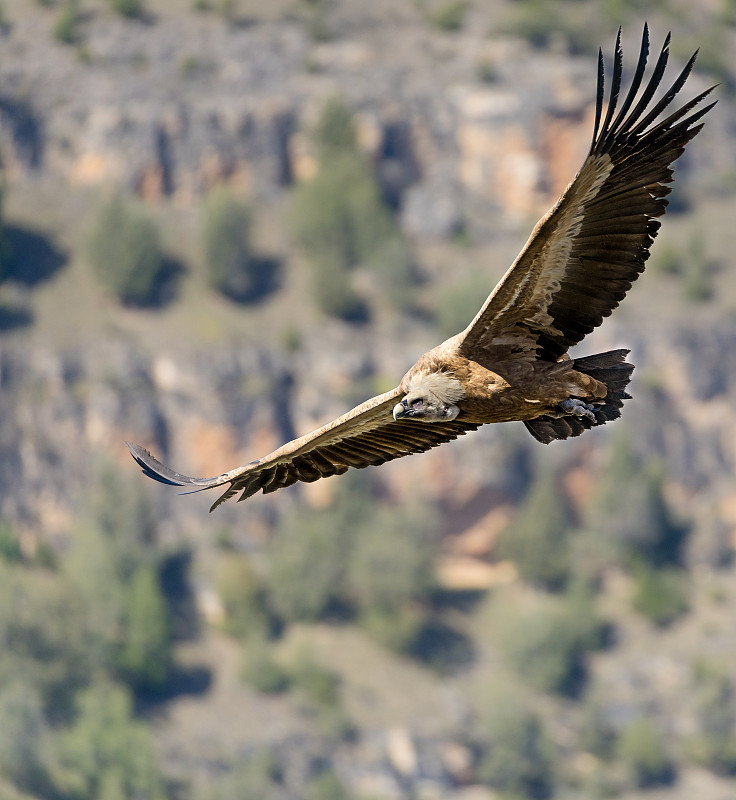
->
{"left": 2, "top": 1, "right": 736, "bottom": 799}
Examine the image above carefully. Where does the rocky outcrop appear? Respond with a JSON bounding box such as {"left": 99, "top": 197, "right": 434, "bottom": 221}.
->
{"left": 2, "top": 6, "right": 727, "bottom": 240}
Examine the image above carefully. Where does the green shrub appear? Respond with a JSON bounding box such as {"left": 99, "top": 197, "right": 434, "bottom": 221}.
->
{"left": 216, "top": 554, "right": 270, "bottom": 640}
{"left": 52, "top": 681, "right": 166, "bottom": 799}
{"left": 305, "top": 771, "right": 352, "bottom": 800}
{"left": 309, "top": 249, "right": 370, "bottom": 323}
{"left": 497, "top": 461, "right": 573, "bottom": 591}
{"left": 359, "top": 605, "right": 425, "bottom": 654}
{"left": 109, "top": 0, "right": 145, "bottom": 18}
{"left": 0, "top": 521, "right": 23, "bottom": 563}
{"left": 616, "top": 717, "right": 675, "bottom": 788}
{"left": 348, "top": 504, "right": 437, "bottom": 612}
{"left": 477, "top": 684, "right": 556, "bottom": 799}
{"left": 685, "top": 661, "right": 736, "bottom": 775}
{"left": 206, "top": 750, "right": 282, "bottom": 799}
{"left": 53, "top": 0, "right": 79, "bottom": 44}
{"left": 494, "top": 593, "right": 605, "bottom": 696}
{"left": 501, "top": 0, "right": 564, "bottom": 49}
{"left": 0, "top": 561, "right": 96, "bottom": 719}
{"left": 578, "top": 694, "right": 616, "bottom": 760}
{"left": 289, "top": 649, "right": 354, "bottom": 740}
{"left": 291, "top": 152, "right": 382, "bottom": 263}
{"left": 631, "top": 564, "right": 688, "bottom": 627}
{"left": 429, "top": 0, "right": 466, "bottom": 31}
{"left": 306, "top": 0, "right": 330, "bottom": 43}
{"left": 0, "top": 188, "right": 9, "bottom": 284}
{"left": 86, "top": 192, "right": 165, "bottom": 306}
{"left": 241, "top": 637, "right": 291, "bottom": 694}
{"left": 348, "top": 504, "right": 437, "bottom": 652}
{"left": 684, "top": 258, "right": 714, "bottom": 303}
{"left": 588, "top": 435, "right": 688, "bottom": 568}
{"left": 291, "top": 97, "right": 414, "bottom": 319}
{"left": 118, "top": 566, "right": 171, "bottom": 691}
{"left": 218, "top": 0, "right": 238, "bottom": 22}
{"left": 63, "top": 464, "right": 185, "bottom": 695}
{"left": 290, "top": 649, "right": 340, "bottom": 707}
{"left": 475, "top": 59, "right": 498, "bottom": 84}
{"left": 313, "top": 96, "right": 356, "bottom": 161}
{"left": 0, "top": 680, "right": 48, "bottom": 791}
{"left": 267, "top": 512, "right": 348, "bottom": 622}
{"left": 266, "top": 471, "right": 379, "bottom": 623}
{"left": 651, "top": 243, "right": 684, "bottom": 275}
{"left": 435, "top": 272, "right": 487, "bottom": 338}
{"left": 202, "top": 186, "right": 255, "bottom": 300}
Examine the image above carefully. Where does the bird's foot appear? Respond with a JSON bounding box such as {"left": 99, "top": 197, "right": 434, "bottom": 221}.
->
{"left": 557, "top": 397, "right": 597, "bottom": 422}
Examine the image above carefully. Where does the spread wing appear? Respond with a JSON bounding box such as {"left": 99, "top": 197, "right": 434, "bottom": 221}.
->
{"left": 459, "top": 25, "right": 716, "bottom": 363}
{"left": 127, "top": 387, "right": 478, "bottom": 511}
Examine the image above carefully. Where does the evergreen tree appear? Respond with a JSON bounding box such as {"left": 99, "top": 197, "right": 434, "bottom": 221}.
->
{"left": 86, "top": 192, "right": 165, "bottom": 307}
{"left": 53, "top": 681, "right": 166, "bottom": 799}
{"left": 477, "top": 683, "right": 556, "bottom": 799}
{"left": 119, "top": 566, "right": 171, "bottom": 691}
{"left": 53, "top": 0, "right": 80, "bottom": 44}
{"left": 202, "top": 185, "right": 259, "bottom": 301}
{"left": 313, "top": 96, "right": 356, "bottom": 162}
{"left": 498, "top": 460, "right": 573, "bottom": 591}
{"left": 688, "top": 662, "right": 736, "bottom": 774}
{"left": 291, "top": 97, "right": 414, "bottom": 320}
{"left": 617, "top": 717, "right": 675, "bottom": 788}
{"left": 109, "top": 0, "right": 145, "bottom": 17}
{"left": 0, "top": 680, "right": 48, "bottom": 792}
{"left": 268, "top": 511, "right": 349, "bottom": 622}
{"left": 588, "top": 433, "right": 688, "bottom": 567}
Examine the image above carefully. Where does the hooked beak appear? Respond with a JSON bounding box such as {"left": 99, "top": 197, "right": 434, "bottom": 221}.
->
{"left": 393, "top": 399, "right": 410, "bottom": 421}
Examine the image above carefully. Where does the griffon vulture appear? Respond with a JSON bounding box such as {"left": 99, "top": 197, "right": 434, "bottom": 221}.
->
{"left": 127, "top": 25, "right": 715, "bottom": 511}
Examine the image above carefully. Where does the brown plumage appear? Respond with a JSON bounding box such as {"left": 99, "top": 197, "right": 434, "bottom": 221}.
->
{"left": 127, "top": 26, "right": 715, "bottom": 511}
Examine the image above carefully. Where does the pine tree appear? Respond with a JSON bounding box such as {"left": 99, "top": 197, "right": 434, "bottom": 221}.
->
{"left": 498, "top": 460, "right": 573, "bottom": 591}
{"left": 119, "top": 566, "right": 171, "bottom": 691}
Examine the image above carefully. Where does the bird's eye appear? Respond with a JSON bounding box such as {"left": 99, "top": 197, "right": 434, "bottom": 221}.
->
{"left": 410, "top": 398, "right": 424, "bottom": 408}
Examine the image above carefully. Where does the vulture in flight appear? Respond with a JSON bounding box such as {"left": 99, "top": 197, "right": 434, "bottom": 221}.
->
{"left": 127, "top": 25, "right": 715, "bottom": 511}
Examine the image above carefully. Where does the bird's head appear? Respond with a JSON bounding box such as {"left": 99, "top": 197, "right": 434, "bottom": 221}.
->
{"left": 393, "top": 370, "right": 464, "bottom": 423}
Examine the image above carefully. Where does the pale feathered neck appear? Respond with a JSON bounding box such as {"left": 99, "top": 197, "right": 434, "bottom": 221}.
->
{"left": 408, "top": 370, "right": 465, "bottom": 403}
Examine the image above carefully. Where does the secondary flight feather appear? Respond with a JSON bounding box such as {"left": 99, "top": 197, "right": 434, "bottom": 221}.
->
{"left": 127, "top": 25, "right": 715, "bottom": 511}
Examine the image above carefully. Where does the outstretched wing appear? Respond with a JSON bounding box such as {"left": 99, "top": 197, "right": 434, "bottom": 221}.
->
{"left": 127, "top": 387, "right": 478, "bottom": 511}
{"left": 459, "top": 24, "right": 716, "bottom": 363}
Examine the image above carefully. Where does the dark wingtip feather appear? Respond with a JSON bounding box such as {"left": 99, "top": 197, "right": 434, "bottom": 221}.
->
{"left": 592, "top": 26, "right": 715, "bottom": 158}
{"left": 124, "top": 441, "right": 220, "bottom": 490}
{"left": 599, "top": 28, "right": 624, "bottom": 140}
{"left": 125, "top": 442, "right": 187, "bottom": 486}
{"left": 591, "top": 48, "right": 605, "bottom": 149}
{"left": 604, "top": 23, "right": 650, "bottom": 146}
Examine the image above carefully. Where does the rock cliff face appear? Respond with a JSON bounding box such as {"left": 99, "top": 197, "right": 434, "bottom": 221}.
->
{"left": 0, "top": 2, "right": 733, "bottom": 542}
{"left": 2, "top": 5, "right": 725, "bottom": 230}
{"left": 3, "top": 5, "right": 736, "bottom": 800}
{"left": 4, "top": 308, "right": 736, "bottom": 561}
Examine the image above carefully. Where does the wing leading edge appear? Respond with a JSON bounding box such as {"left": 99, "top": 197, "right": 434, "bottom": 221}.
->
{"left": 127, "top": 388, "right": 479, "bottom": 511}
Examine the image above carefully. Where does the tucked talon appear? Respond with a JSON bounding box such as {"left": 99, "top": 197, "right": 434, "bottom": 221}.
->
{"left": 559, "top": 397, "right": 597, "bottom": 422}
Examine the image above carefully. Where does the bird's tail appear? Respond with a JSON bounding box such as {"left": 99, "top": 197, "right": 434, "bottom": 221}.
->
{"left": 523, "top": 349, "right": 634, "bottom": 444}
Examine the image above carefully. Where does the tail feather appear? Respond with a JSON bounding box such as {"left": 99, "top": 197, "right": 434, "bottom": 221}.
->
{"left": 524, "top": 349, "right": 634, "bottom": 444}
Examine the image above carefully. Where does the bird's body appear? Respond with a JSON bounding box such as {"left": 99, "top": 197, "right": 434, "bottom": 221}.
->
{"left": 127, "top": 25, "right": 715, "bottom": 511}
{"left": 398, "top": 338, "right": 608, "bottom": 425}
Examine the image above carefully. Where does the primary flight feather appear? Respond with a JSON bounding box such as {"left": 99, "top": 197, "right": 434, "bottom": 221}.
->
{"left": 127, "top": 25, "right": 715, "bottom": 511}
